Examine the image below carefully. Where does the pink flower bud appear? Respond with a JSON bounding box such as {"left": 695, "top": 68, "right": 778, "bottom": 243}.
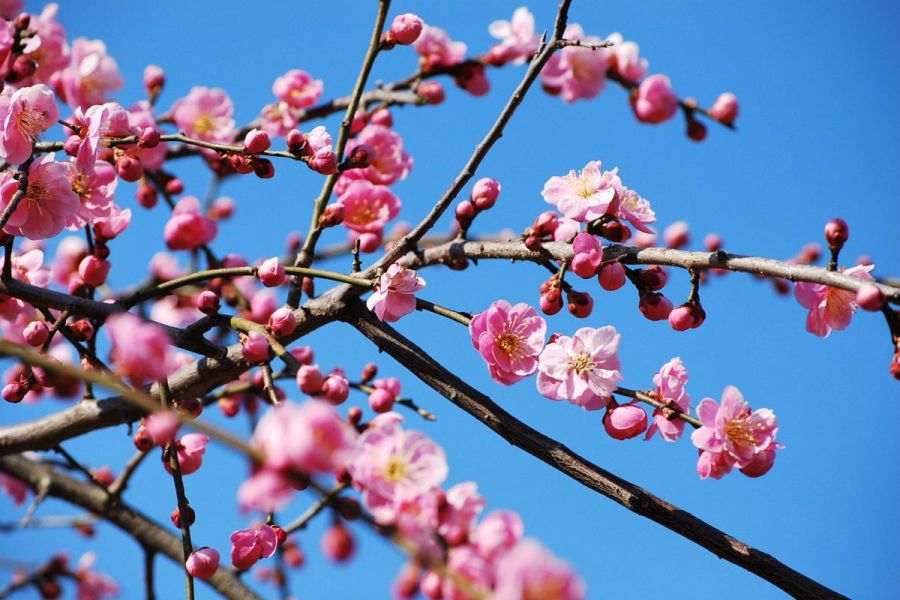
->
{"left": 571, "top": 232, "right": 603, "bottom": 278}
{"left": 639, "top": 292, "right": 673, "bottom": 321}
{"left": 318, "top": 203, "right": 344, "bottom": 228}
{"left": 143, "top": 65, "right": 166, "bottom": 95}
{"left": 357, "top": 232, "right": 381, "bottom": 253}
{"left": 179, "top": 397, "right": 202, "bottom": 419}
{"left": 825, "top": 218, "right": 849, "bottom": 249}
{"left": 369, "top": 108, "right": 393, "bottom": 127}
{"left": 145, "top": 411, "right": 180, "bottom": 445}
{"left": 138, "top": 127, "right": 161, "bottom": 148}
{"left": 23, "top": 321, "right": 49, "bottom": 347}
{"left": 165, "top": 178, "right": 184, "bottom": 195}
{"left": 856, "top": 283, "right": 885, "bottom": 311}
{"left": 632, "top": 74, "right": 678, "bottom": 124}
{"left": 390, "top": 13, "right": 424, "bottom": 45}
{"left": 566, "top": 290, "right": 593, "bottom": 318}
{"left": 603, "top": 401, "right": 648, "bottom": 440}
{"left": 241, "top": 330, "right": 272, "bottom": 363}
{"left": 186, "top": 548, "right": 220, "bottom": 579}
{"left": 10, "top": 56, "right": 36, "bottom": 81}
{"left": 598, "top": 262, "right": 626, "bottom": 291}
{"left": 540, "top": 288, "right": 563, "bottom": 315}
{"left": 308, "top": 148, "right": 338, "bottom": 175}
{"left": 686, "top": 119, "right": 707, "bottom": 142}
{"left": 136, "top": 182, "right": 158, "bottom": 208}
{"left": 286, "top": 129, "right": 306, "bottom": 154}
{"left": 704, "top": 233, "right": 722, "bottom": 252}
{"left": 254, "top": 158, "right": 275, "bottom": 179}
{"left": 454, "top": 64, "right": 490, "bottom": 96}
{"left": 70, "top": 318, "right": 95, "bottom": 341}
{"left": 64, "top": 135, "right": 82, "bottom": 157}
{"left": 415, "top": 81, "right": 445, "bottom": 105}
{"left": 709, "top": 92, "right": 739, "bottom": 125}
{"left": 115, "top": 155, "right": 143, "bottom": 182}
{"left": 195, "top": 290, "right": 220, "bottom": 314}
{"left": 668, "top": 304, "right": 694, "bottom": 331}
{"left": 268, "top": 307, "right": 297, "bottom": 337}
{"left": 368, "top": 388, "right": 395, "bottom": 413}
{"left": 171, "top": 505, "right": 196, "bottom": 528}
{"left": 321, "top": 373, "right": 349, "bottom": 405}
{"left": 297, "top": 364, "right": 324, "bottom": 395}
{"left": 229, "top": 154, "right": 254, "bottom": 174}
{"left": 78, "top": 255, "right": 111, "bottom": 288}
{"left": 455, "top": 200, "right": 476, "bottom": 222}
{"left": 292, "top": 345, "right": 314, "bottom": 365}
{"left": 2, "top": 382, "right": 26, "bottom": 403}
{"left": 640, "top": 265, "right": 667, "bottom": 291}
{"left": 257, "top": 257, "right": 286, "bottom": 287}
{"left": 133, "top": 426, "right": 153, "bottom": 451}
{"left": 471, "top": 177, "right": 501, "bottom": 210}
{"left": 243, "top": 129, "right": 271, "bottom": 154}
{"left": 347, "top": 144, "right": 375, "bottom": 169}
{"left": 421, "top": 570, "right": 443, "bottom": 599}
{"left": 321, "top": 523, "right": 355, "bottom": 563}
{"left": 663, "top": 221, "right": 690, "bottom": 249}
{"left": 350, "top": 112, "right": 368, "bottom": 133}
{"left": 598, "top": 220, "right": 631, "bottom": 243}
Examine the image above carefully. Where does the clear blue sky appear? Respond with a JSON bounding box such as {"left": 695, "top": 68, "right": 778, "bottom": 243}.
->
{"left": 3, "top": 1, "right": 899, "bottom": 598}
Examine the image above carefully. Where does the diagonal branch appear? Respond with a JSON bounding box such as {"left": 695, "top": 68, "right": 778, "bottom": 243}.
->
{"left": 0, "top": 454, "right": 261, "bottom": 600}
{"left": 343, "top": 303, "right": 847, "bottom": 600}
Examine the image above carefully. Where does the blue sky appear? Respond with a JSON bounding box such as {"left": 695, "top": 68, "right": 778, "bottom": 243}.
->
{"left": 2, "top": 1, "right": 899, "bottom": 598}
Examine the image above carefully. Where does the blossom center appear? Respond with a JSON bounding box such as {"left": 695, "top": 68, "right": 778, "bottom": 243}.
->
{"left": 193, "top": 115, "right": 215, "bottom": 136}
{"left": 71, "top": 172, "right": 91, "bottom": 198}
{"left": 573, "top": 173, "right": 595, "bottom": 198}
{"left": 723, "top": 417, "right": 763, "bottom": 448}
{"left": 569, "top": 352, "right": 593, "bottom": 375}
{"left": 346, "top": 203, "right": 376, "bottom": 226}
{"left": 383, "top": 457, "right": 407, "bottom": 482}
{"left": 495, "top": 332, "right": 523, "bottom": 357}
{"left": 15, "top": 106, "right": 47, "bottom": 139}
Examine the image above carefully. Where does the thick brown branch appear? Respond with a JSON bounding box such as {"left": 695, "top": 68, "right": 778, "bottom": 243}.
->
{"left": 0, "top": 454, "right": 261, "bottom": 600}
{"left": 344, "top": 304, "right": 846, "bottom": 600}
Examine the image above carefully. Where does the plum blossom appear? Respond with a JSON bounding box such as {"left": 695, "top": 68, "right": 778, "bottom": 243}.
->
{"left": 470, "top": 300, "right": 546, "bottom": 385}
{"left": 493, "top": 539, "right": 586, "bottom": 600}
{"left": 541, "top": 160, "right": 621, "bottom": 222}
{"left": 570, "top": 232, "right": 603, "bottom": 278}
{"left": 614, "top": 186, "right": 655, "bottom": 233}
{"left": 537, "top": 326, "right": 622, "bottom": 410}
{"left": 606, "top": 32, "right": 648, "bottom": 82}
{"left": 0, "top": 84, "right": 60, "bottom": 165}
{"left": 163, "top": 196, "right": 217, "bottom": 250}
{"left": 231, "top": 525, "right": 278, "bottom": 570}
{"left": 645, "top": 357, "right": 691, "bottom": 442}
{"left": 65, "top": 143, "right": 117, "bottom": 229}
{"left": 414, "top": 25, "right": 467, "bottom": 71}
{"left": 24, "top": 4, "right": 70, "bottom": 85}
{"left": 165, "top": 433, "right": 209, "bottom": 476}
{"left": 345, "top": 422, "right": 448, "bottom": 522}
{"left": 541, "top": 24, "right": 609, "bottom": 103}
{"left": 366, "top": 264, "right": 425, "bottom": 323}
{"left": 338, "top": 179, "right": 401, "bottom": 247}
{"left": 93, "top": 204, "right": 130, "bottom": 241}
{"left": 691, "top": 386, "right": 779, "bottom": 479}
{"left": 632, "top": 74, "right": 679, "bottom": 124}
{"left": 388, "top": 14, "right": 424, "bottom": 45}
{"left": 0, "top": 154, "right": 80, "bottom": 239}
{"left": 237, "top": 469, "right": 294, "bottom": 514}
{"left": 59, "top": 38, "right": 123, "bottom": 109}
{"left": 105, "top": 312, "right": 177, "bottom": 383}
{"left": 186, "top": 548, "right": 220, "bottom": 579}
{"left": 488, "top": 7, "right": 539, "bottom": 65}
{"left": 273, "top": 69, "right": 323, "bottom": 109}
{"left": 171, "top": 86, "right": 235, "bottom": 143}
{"left": 471, "top": 510, "right": 523, "bottom": 561}
{"left": 74, "top": 552, "right": 118, "bottom": 600}
{"left": 345, "top": 124, "right": 413, "bottom": 185}
{"left": 438, "top": 482, "right": 486, "bottom": 544}
{"left": 709, "top": 92, "right": 739, "bottom": 125}
{"left": 794, "top": 264, "right": 875, "bottom": 337}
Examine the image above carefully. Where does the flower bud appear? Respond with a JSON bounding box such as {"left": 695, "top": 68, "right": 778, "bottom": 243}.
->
{"left": 186, "top": 548, "right": 220, "bottom": 579}
{"left": 286, "top": 129, "right": 306, "bottom": 154}
{"left": 415, "top": 81, "right": 445, "bottom": 105}
{"left": 825, "top": 218, "right": 849, "bottom": 249}
{"left": 70, "top": 319, "right": 95, "bottom": 341}
{"left": 297, "top": 364, "right": 324, "bottom": 395}
{"left": 257, "top": 257, "right": 286, "bottom": 287}
{"left": 242, "top": 129, "right": 271, "bottom": 154}
{"left": 639, "top": 292, "right": 673, "bottom": 321}
{"left": 390, "top": 13, "right": 424, "bottom": 45}
{"left": 471, "top": 177, "right": 500, "bottom": 210}
{"left": 640, "top": 265, "right": 667, "bottom": 291}
{"left": 318, "top": 203, "right": 345, "bottom": 228}
{"left": 668, "top": 304, "right": 694, "bottom": 331}
{"left": 24, "top": 321, "right": 49, "bottom": 347}
{"left": 346, "top": 144, "right": 375, "bottom": 169}
{"left": 241, "top": 330, "right": 272, "bottom": 363}
{"left": 63, "top": 134, "right": 82, "bottom": 156}
{"left": 369, "top": 108, "right": 393, "bottom": 127}
{"left": 856, "top": 283, "right": 885, "bottom": 311}
{"left": 268, "top": 307, "right": 297, "bottom": 337}
{"left": 195, "top": 290, "right": 220, "bottom": 314}
{"left": 566, "top": 290, "right": 593, "bottom": 318}
{"left": 321, "top": 523, "right": 355, "bottom": 563}
{"left": 143, "top": 65, "right": 166, "bottom": 96}
{"left": 663, "top": 221, "right": 689, "bottom": 249}
{"left": 254, "top": 158, "right": 276, "bottom": 179}
{"left": 603, "top": 401, "right": 648, "bottom": 439}
{"left": 2, "top": 382, "right": 26, "bottom": 403}
{"left": 368, "top": 388, "right": 395, "bottom": 413}
{"left": 171, "top": 505, "right": 196, "bottom": 528}
{"left": 686, "top": 118, "right": 707, "bottom": 142}
{"left": 164, "top": 178, "right": 184, "bottom": 195}
{"left": 133, "top": 426, "right": 153, "bottom": 451}
{"left": 78, "top": 255, "right": 111, "bottom": 288}
{"left": 361, "top": 362, "right": 377, "bottom": 383}
{"left": 308, "top": 148, "right": 337, "bottom": 175}
{"left": 115, "top": 155, "right": 143, "bottom": 182}
{"left": 136, "top": 181, "right": 158, "bottom": 208}
{"left": 598, "top": 262, "right": 626, "bottom": 291}
{"left": 138, "top": 126, "right": 161, "bottom": 148}
{"left": 321, "top": 374, "right": 349, "bottom": 405}
{"left": 539, "top": 288, "right": 563, "bottom": 315}
{"left": 709, "top": 92, "right": 739, "bottom": 125}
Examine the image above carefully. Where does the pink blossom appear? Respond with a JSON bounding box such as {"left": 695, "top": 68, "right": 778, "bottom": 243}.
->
{"left": 241, "top": 330, "right": 271, "bottom": 363}
{"left": 272, "top": 69, "right": 323, "bottom": 109}
{"left": 645, "top": 357, "right": 691, "bottom": 442}
{"left": 493, "top": 539, "right": 585, "bottom": 600}
{"left": 345, "top": 124, "right": 412, "bottom": 185}
{"left": 59, "top": 38, "right": 123, "bottom": 109}
{"left": 150, "top": 294, "right": 203, "bottom": 329}
{"left": 541, "top": 24, "right": 609, "bottom": 103}
{"left": 3, "top": 248, "right": 50, "bottom": 288}
{"left": 93, "top": 204, "right": 130, "bottom": 241}
{"left": 571, "top": 232, "right": 603, "bottom": 278}
{"left": 470, "top": 300, "right": 546, "bottom": 385}
{"left": 443, "top": 546, "right": 494, "bottom": 600}
{"left": 541, "top": 160, "right": 622, "bottom": 222}
{"left": 414, "top": 25, "right": 467, "bottom": 71}
{"left": 126, "top": 101, "right": 168, "bottom": 170}
{"left": 366, "top": 264, "right": 426, "bottom": 322}
{"left": 260, "top": 101, "right": 299, "bottom": 138}
{"left": 24, "top": 4, "right": 69, "bottom": 85}
{"left": 105, "top": 312, "right": 177, "bottom": 383}
{"left": 0, "top": 473, "right": 27, "bottom": 505}
{"left": 614, "top": 187, "right": 656, "bottom": 233}
{"left": 186, "top": 548, "right": 220, "bottom": 579}
{"left": 606, "top": 32, "right": 648, "bottom": 82}
{"left": 144, "top": 411, "right": 180, "bottom": 446}
{"left": 488, "top": 7, "right": 539, "bottom": 65}
{"left": 602, "top": 400, "right": 647, "bottom": 439}
{"left": 537, "top": 326, "right": 622, "bottom": 409}
{"left": 438, "top": 482, "right": 486, "bottom": 544}
{"left": 0, "top": 154, "right": 81, "bottom": 239}
{"left": 0, "top": 84, "right": 60, "bottom": 164}
{"left": 252, "top": 400, "right": 355, "bottom": 474}
{"left": 171, "top": 86, "right": 235, "bottom": 143}
{"left": 794, "top": 264, "right": 875, "bottom": 337}
{"left": 709, "top": 92, "right": 739, "bottom": 125}
{"left": 389, "top": 14, "right": 424, "bottom": 46}
{"left": 164, "top": 433, "right": 208, "bottom": 476}
{"left": 164, "top": 196, "right": 217, "bottom": 250}
{"left": 65, "top": 143, "right": 117, "bottom": 229}
{"left": 237, "top": 469, "right": 294, "bottom": 513}
{"left": 74, "top": 552, "right": 118, "bottom": 600}
{"left": 231, "top": 525, "right": 278, "bottom": 570}
{"left": 691, "top": 386, "right": 779, "bottom": 478}
{"left": 338, "top": 179, "right": 401, "bottom": 236}
{"left": 149, "top": 252, "right": 184, "bottom": 281}
{"left": 345, "top": 423, "right": 448, "bottom": 522}
{"left": 471, "top": 509, "right": 523, "bottom": 561}
{"left": 632, "top": 74, "right": 679, "bottom": 124}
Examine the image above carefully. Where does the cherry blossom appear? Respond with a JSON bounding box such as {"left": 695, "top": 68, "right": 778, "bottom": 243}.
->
{"left": 344, "top": 124, "right": 412, "bottom": 185}
{"left": 414, "top": 25, "right": 467, "bottom": 70}
{"left": 606, "top": 32, "right": 648, "bottom": 82}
